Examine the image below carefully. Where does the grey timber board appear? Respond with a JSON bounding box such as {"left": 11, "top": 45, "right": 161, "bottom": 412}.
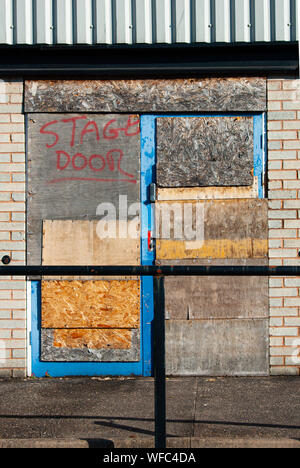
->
{"left": 156, "top": 199, "right": 268, "bottom": 241}
{"left": 156, "top": 116, "right": 254, "bottom": 187}
{"left": 27, "top": 113, "right": 140, "bottom": 265}
{"left": 41, "top": 329, "right": 140, "bottom": 362}
{"left": 165, "top": 319, "right": 269, "bottom": 376}
{"left": 156, "top": 259, "right": 268, "bottom": 266}
{"left": 24, "top": 78, "right": 267, "bottom": 113}
{"left": 164, "top": 276, "right": 268, "bottom": 320}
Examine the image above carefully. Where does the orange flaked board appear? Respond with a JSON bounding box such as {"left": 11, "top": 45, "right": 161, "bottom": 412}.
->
{"left": 41, "top": 280, "right": 140, "bottom": 329}
{"left": 52, "top": 329, "right": 131, "bottom": 349}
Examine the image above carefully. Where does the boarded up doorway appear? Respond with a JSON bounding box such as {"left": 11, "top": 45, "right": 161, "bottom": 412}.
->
{"left": 28, "top": 113, "right": 153, "bottom": 376}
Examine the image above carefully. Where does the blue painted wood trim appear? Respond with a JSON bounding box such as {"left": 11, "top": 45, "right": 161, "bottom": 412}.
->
{"left": 140, "top": 115, "right": 156, "bottom": 376}
{"left": 253, "top": 114, "right": 264, "bottom": 199}
{"left": 149, "top": 112, "right": 265, "bottom": 199}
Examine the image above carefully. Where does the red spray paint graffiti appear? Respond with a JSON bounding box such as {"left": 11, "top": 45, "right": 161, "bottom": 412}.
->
{"left": 40, "top": 115, "right": 140, "bottom": 184}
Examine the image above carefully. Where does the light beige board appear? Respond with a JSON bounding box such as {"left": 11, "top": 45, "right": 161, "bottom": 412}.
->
{"left": 42, "top": 219, "right": 140, "bottom": 280}
{"left": 157, "top": 177, "right": 259, "bottom": 201}
{"left": 43, "top": 219, "right": 140, "bottom": 265}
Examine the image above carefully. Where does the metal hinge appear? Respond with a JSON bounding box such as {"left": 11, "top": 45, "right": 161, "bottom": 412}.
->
{"left": 149, "top": 182, "right": 156, "bottom": 202}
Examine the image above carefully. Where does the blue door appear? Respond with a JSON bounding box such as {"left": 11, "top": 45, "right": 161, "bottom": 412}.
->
{"left": 30, "top": 114, "right": 155, "bottom": 377}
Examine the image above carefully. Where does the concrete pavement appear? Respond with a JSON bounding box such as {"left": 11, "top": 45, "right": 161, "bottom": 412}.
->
{"left": 0, "top": 376, "right": 299, "bottom": 448}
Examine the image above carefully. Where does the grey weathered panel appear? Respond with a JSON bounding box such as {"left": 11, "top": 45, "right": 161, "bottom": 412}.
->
{"left": 24, "top": 78, "right": 267, "bottom": 113}
{"left": 164, "top": 276, "right": 268, "bottom": 320}
{"left": 41, "top": 328, "right": 140, "bottom": 362}
{"left": 27, "top": 113, "right": 140, "bottom": 265}
{"left": 166, "top": 320, "right": 269, "bottom": 376}
{"left": 157, "top": 258, "right": 269, "bottom": 266}
{"left": 156, "top": 199, "right": 268, "bottom": 240}
{"left": 156, "top": 117, "right": 254, "bottom": 187}
{"left": 202, "top": 199, "right": 268, "bottom": 240}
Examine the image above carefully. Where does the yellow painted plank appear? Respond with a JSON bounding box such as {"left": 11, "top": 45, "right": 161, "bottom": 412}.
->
{"left": 156, "top": 238, "right": 268, "bottom": 260}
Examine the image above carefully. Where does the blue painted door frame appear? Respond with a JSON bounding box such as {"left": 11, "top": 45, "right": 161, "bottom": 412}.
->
{"left": 30, "top": 112, "right": 265, "bottom": 377}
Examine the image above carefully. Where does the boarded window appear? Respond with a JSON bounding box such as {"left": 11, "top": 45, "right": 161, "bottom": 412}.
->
{"left": 156, "top": 116, "right": 254, "bottom": 187}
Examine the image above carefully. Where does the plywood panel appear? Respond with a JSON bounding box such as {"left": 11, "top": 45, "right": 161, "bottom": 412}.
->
{"left": 156, "top": 116, "right": 254, "bottom": 187}
{"left": 25, "top": 78, "right": 267, "bottom": 113}
{"left": 41, "top": 328, "right": 140, "bottom": 362}
{"left": 27, "top": 113, "right": 140, "bottom": 265}
{"left": 157, "top": 177, "right": 259, "bottom": 200}
{"left": 42, "top": 220, "right": 140, "bottom": 265}
{"left": 156, "top": 199, "right": 268, "bottom": 260}
{"left": 164, "top": 276, "right": 268, "bottom": 320}
{"left": 41, "top": 280, "right": 140, "bottom": 329}
{"left": 165, "top": 320, "right": 269, "bottom": 376}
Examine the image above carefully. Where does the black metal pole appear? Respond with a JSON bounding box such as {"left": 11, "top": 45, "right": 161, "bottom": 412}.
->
{"left": 153, "top": 275, "right": 166, "bottom": 449}
{"left": 1, "top": 265, "right": 300, "bottom": 276}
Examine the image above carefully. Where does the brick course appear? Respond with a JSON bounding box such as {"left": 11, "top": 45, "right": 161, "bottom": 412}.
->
{"left": 268, "top": 78, "right": 300, "bottom": 376}
{"left": 0, "top": 78, "right": 26, "bottom": 378}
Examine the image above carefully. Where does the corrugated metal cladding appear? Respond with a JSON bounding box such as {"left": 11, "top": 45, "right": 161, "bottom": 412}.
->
{"left": 0, "top": 0, "right": 298, "bottom": 46}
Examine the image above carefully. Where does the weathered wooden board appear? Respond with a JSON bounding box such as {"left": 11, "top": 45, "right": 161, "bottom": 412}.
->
{"left": 157, "top": 238, "right": 268, "bottom": 259}
{"left": 164, "top": 276, "right": 268, "bottom": 320}
{"left": 165, "top": 319, "right": 269, "bottom": 376}
{"left": 25, "top": 78, "right": 267, "bottom": 113}
{"left": 42, "top": 220, "right": 140, "bottom": 265}
{"left": 41, "top": 328, "right": 140, "bottom": 362}
{"left": 156, "top": 199, "right": 268, "bottom": 259}
{"left": 157, "top": 177, "right": 259, "bottom": 200}
{"left": 41, "top": 280, "right": 140, "bottom": 329}
{"left": 27, "top": 114, "right": 140, "bottom": 265}
{"left": 157, "top": 258, "right": 268, "bottom": 266}
{"left": 156, "top": 117, "right": 254, "bottom": 187}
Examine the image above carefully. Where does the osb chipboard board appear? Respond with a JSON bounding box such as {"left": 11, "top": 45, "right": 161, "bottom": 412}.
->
{"left": 41, "top": 280, "right": 140, "bottom": 329}
{"left": 52, "top": 329, "right": 131, "bottom": 349}
{"left": 163, "top": 275, "right": 268, "bottom": 320}
{"left": 156, "top": 117, "right": 253, "bottom": 187}
{"left": 157, "top": 177, "right": 259, "bottom": 201}
{"left": 42, "top": 219, "right": 140, "bottom": 280}
{"left": 41, "top": 328, "right": 140, "bottom": 362}
{"left": 25, "top": 78, "right": 266, "bottom": 113}
{"left": 156, "top": 199, "right": 268, "bottom": 260}
{"left": 165, "top": 320, "right": 269, "bottom": 376}
{"left": 27, "top": 113, "right": 140, "bottom": 265}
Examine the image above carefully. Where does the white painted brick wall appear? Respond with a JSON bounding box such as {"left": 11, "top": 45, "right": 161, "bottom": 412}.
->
{"left": 0, "top": 79, "right": 26, "bottom": 378}
{"left": 268, "top": 78, "right": 300, "bottom": 376}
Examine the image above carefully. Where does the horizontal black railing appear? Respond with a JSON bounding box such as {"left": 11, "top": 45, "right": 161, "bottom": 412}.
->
{"left": 1, "top": 265, "right": 300, "bottom": 276}
{"left": 1, "top": 264, "right": 300, "bottom": 448}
